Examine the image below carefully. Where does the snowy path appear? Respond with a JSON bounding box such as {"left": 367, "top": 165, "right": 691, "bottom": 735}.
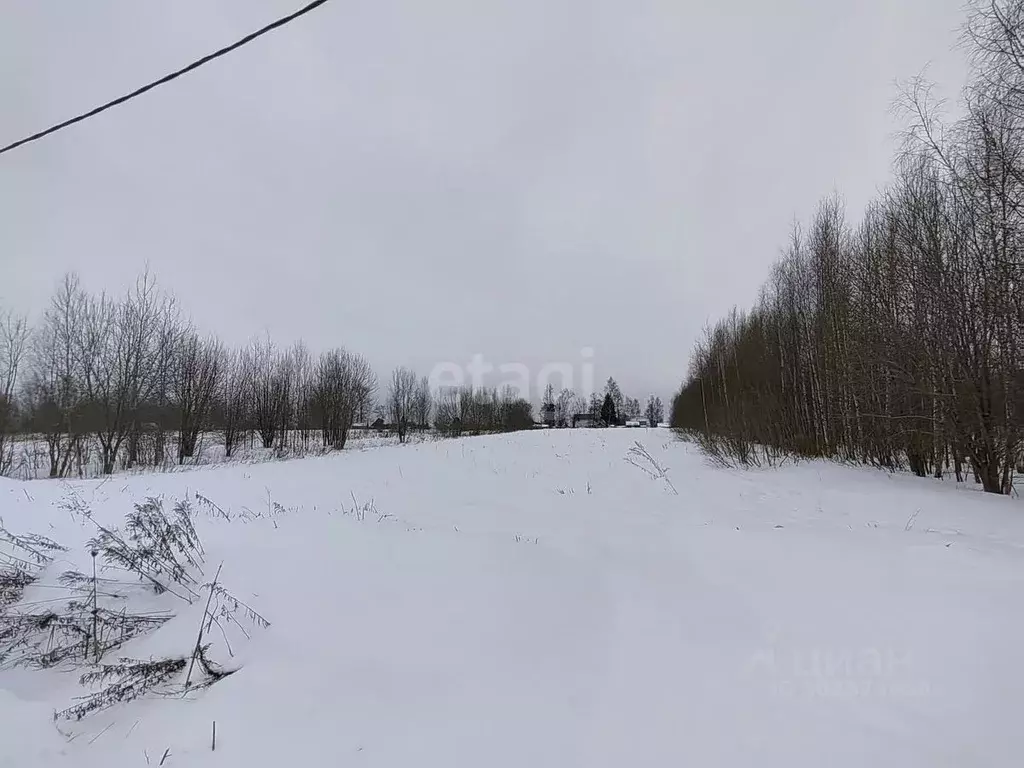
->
{"left": 2, "top": 430, "right": 1023, "bottom": 766}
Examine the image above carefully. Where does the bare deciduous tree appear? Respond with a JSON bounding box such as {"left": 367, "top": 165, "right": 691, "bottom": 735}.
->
{"left": 289, "top": 342, "right": 314, "bottom": 452}
{"left": 26, "top": 274, "right": 87, "bottom": 478}
{"left": 554, "top": 388, "right": 585, "bottom": 428}
{"left": 434, "top": 387, "right": 462, "bottom": 436}
{"left": 388, "top": 366, "right": 418, "bottom": 443}
{"left": 248, "top": 337, "right": 286, "bottom": 450}
{"left": 0, "top": 306, "right": 29, "bottom": 475}
{"left": 645, "top": 395, "right": 663, "bottom": 427}
{"left": 215, "top": 347, "right": 250, "bottom": 459}
{"left": 76, "top": 272, "right": 176, "bottom": 475}
{"left": 175, "top": 333, "right": 223, "bottom": 463}
{"left": 413, "top": 375, "right": 433, "bottom": 430}
{"left": 312, "top": 349, "right": 376, "bottom": 450}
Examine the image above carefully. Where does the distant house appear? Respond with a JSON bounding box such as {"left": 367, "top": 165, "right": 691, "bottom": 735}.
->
{"left": 572, "top": 413, "right": 601, "bottom": 428}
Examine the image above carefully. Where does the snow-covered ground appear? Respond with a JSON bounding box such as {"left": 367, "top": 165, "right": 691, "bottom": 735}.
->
{"left": 2, "top": 429, "right": 1023, "bottom": 766}
{"left": 6, "top": 430, "right": 417, "bottom": 480}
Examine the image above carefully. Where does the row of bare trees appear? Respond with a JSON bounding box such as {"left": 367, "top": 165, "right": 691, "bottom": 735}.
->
{"left": 672, "top": 0, "right": 1024, "bottom": 494}
{"left": 11, "top": 274, "right": 386, "bottom": 476}
{"left": 0, "top": 273, "right": 377, "bottom": 476}
{"left": 0, "top": 271, "right": 545, "bottom": 477}
{"left": 20, "top": 272, "right": 182, "bottom": 476}
{"left": 433, "top": 386, "right": 536, "bottom": 436}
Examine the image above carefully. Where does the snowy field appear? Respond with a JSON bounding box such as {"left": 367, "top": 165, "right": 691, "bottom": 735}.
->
{"left": 2, "top": 429, "right": 1023, "bottom": 766}
{"left": 5, "top": 430, "right": 417, "bottom": 480}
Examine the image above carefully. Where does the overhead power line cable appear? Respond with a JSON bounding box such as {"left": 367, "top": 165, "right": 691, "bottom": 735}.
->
{"left": 0, "top": 0, "right": 333, "bottom": 157}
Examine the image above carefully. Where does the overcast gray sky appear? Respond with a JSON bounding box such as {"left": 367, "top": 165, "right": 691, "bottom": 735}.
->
{"left": 0, "top": 0, "right": 968, "bottom": 402}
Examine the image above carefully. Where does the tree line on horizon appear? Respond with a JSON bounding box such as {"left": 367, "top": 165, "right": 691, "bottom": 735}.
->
{"left": 671, "top": 0, "right": 1024, "bottom": 495}
{"left": 539, "top": 379, "right": 663, "bottom": 429}
{"left": 0, "top": 272, "right": 540, "bottom": 477}
{"left": 0, "top": 273, "right": 663, "bottom": 479}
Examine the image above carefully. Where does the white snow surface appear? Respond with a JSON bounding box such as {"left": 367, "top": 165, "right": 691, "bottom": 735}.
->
{"left": 2, "top": 429, "right": 1023, "bottom": 766}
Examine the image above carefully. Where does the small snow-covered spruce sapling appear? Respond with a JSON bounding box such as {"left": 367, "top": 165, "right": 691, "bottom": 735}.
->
{"left": 2, "top": 500, "right": 189, "bottom": 671}
{"left": 3, "top": 493, "right": 271, "bottom": 724}
{"left": 86, "top": 497, "right": 205, "bottom": 603}
{"left": 0, "top": 522, "right": 66, "bottom": 607}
